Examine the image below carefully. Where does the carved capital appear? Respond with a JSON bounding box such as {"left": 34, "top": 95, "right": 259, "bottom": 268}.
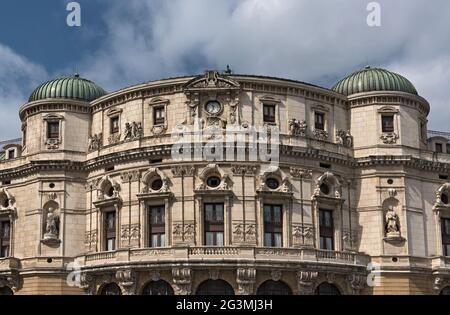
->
{"left": 172, "top": 268, "right": 192, "bottom": 295}
{"left": 236, "top": 268, "right": 256, "bottom": 295}
{"left": 296, "top": 271, "right": 318, "bottom": 295}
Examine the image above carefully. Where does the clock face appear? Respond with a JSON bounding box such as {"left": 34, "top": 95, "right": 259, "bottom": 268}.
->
{"left": 205, "top": 101, "right": 221, "bottom": 115}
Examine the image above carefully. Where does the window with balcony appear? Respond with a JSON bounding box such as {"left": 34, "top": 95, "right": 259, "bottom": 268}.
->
{"left": 0, "top": 219, "right": 10, "bottom": 257}
{"left": 319, "top": 209, "right": 334, "bottom": 250}
{"left": 153, "top": 106, "right": 165, "bottom": 125}
{"left": 381, "top": 115, "right": 394, "bottom": 133}
{"left": 110, "top": 116, "right": 119, "bottom": 134}
{"left": 47, "top": 121, "right": 60, "bottom": 139}
{"left": 314, "top": 112, "right": 325, "bottom": 130}
{"left": 442, "top": 218, "right": 450, "bottom": 256}
{"left": 263, "top": 104, "right": 276, "bottom": 123}
{"left": 149, "top": 205, "right": 165, "bottom": 247}
{"left": 204, "top": 203, "right": 224, "bottom": 246}
{"left": 104, "top": 211, "right": 116, "bottom": 251}
{"left": 264, "top": 204, "right": 283, "bottom": 247}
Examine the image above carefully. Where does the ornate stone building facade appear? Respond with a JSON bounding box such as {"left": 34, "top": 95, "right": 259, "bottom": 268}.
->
{"left": 0, "top": 68, "right": 449, "bottom": 295}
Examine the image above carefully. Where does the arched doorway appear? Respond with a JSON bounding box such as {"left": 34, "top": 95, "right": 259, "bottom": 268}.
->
{"left": 196, "top": 279, "right": 234, "bottom": 295}
{"left": 315, "top": 283, "right": 341, "bottom": 295}
{"left": 440, "top": 286, "right": 450, "bottom": 295}
{"left": 256, "top": 280, "right": 292, "bottom": 295}
{"left": 99, "top": 283, "right": 122, "bottom": 295}
{"left": 0, "top": 286, "right": 13, "bottom": 295}
{"left": 142, "top": 280, "right": 174, "bottom": 295}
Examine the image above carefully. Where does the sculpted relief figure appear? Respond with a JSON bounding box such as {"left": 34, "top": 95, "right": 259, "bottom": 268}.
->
{"left": 289, "top": 119, "right": 307, "bottom": 137}
{"left": 124, "top": 123, "right": 133, "bottom": 140}
{"left": 44, "top": 207, "right": 60, "bottom": 240}
{"left": 336, "top": 130, "right": 353, "bottom": 148}
{"left": 88, "top": 133, "right": 102, "bottom": 151}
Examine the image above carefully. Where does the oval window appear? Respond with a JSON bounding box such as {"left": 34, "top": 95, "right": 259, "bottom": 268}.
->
{"left": 320, "top": 183, "right": 330, "bottom": 195}
{"left": 266, "top": 178, "right": 280, "bottom": 190}
{"left": 207, "top": 176, "right": 221, "bottom": 188}
{"left": 151, "top": 178, "right": 163, "bottom": 191}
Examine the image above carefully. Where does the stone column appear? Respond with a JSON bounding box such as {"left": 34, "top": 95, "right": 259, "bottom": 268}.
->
{"left": 296, "top": 271, "right": 318, "bottom": 295}
{"left": 236, "top": 268, "right": 256, "bottom": 295}
{"left": 172, "top": 267, "right": 192, "bottom": 295}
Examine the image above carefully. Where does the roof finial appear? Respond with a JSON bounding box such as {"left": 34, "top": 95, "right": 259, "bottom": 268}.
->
{"left": 74, "top": 66, "right": 80, "bottom": 78}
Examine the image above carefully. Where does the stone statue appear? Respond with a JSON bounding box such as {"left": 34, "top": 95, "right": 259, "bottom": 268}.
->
{"left": 337, "top": 130, "right": 353, "bottom": 148}
{"left": 124, "top": 123, "right": 133, "bottom": 140}
{"left": 44, "top": 207, "right": 60, "bottom": 239}
{"left": 289, "top": 119, "right": 307, "bottom": 137}
{"left": 88, "top": 133, "right": 102, "bottom": 151}
{"left": 132, "top": 122, "right": 143, "bottom": 139}
{"left": 385, "top": 206, "right": 400, "bottom": 236}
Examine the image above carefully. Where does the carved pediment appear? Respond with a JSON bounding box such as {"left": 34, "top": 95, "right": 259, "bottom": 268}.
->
{"left": 184, "top": 71, "right": 240, "bottom": 91}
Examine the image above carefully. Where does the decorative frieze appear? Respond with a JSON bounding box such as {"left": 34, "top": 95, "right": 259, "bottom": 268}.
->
{"left": 124, "top": 122, "right": 143, "bottom": 141}
{"left": 121, "top": 224, "right": 140, "bottom": 241}
{"left": 45, "top": 138, "right": 60, "bottom": 150}
{"left": 85, "top": 230, "right": 98, "bottom": 247}
{"left": 108, "top": 133, "right": 121, "bottom": 145}
{"left": 292, "top": 224, "right": 315, "bottom": 247}
{"left": 232, "top": 221, "right": 256, "bottom": 244}
{"left": 120, "top": 171, "right": 140, "bottom": 183}
{"left": 231, "top": 164, "right": 258, "bottom": 176}
{"left": 289, "top": 167, "right": 312, "bottom": 179}
{"left": 171, "top": 165, "right": 196, "bottom": 177}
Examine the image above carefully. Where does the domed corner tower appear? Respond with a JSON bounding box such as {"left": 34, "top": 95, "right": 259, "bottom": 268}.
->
{"left": 332, "top": 66, "right": 430, "bottom": 158}
{"left": 19, "top": 74, "right": 107, "bottom": 159}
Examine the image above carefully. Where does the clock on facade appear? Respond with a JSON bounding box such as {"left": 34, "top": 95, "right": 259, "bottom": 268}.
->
{"left": 205, "top": 100, "right": 222, "bottom": 115}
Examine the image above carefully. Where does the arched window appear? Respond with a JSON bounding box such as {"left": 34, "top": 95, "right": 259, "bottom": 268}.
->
{"left": 315, "top": 283, "right": 341, "bottom": 295}
{"left": 0, "top": 286, "right": 13, "bottom": 295}
{"left": 441, "top": 286, "right": 450, "bottom": 295}
{"left": 142, "top": 280, "right": 174, "bottom": 295}
{"left": 196, "top": 279, "right": 234, "bottom": 296}
{"left": 99, "top": 283, "right": 122, "bottom": 295}
{"left": 256, "top": 280, "right": 292, "bottom": 295}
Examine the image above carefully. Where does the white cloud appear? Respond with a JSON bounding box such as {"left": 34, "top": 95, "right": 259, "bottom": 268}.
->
{"left": 0, "top": 44, "right": 47, "bottom": 140}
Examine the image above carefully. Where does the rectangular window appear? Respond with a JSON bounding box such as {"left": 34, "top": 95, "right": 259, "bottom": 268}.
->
{"left": 0, "top": 219, "right": 10, "bottom": 258}
{"left": 104, "top": 211, "right": 116, "bottom": 251}
{"left": 47, "top": 122, "right": 60, "bottom": 139}
{"left": 153, "top": 106, "right": 165, "bottom": 125}
{"left": 110, "top": 117, "right": 119, "bottom": 134}
{"left": 204, "top": 203, "right": 224, "bottom": 246}
{"left": 7, "top": 150, "right": 15, "bottom": 160}
{"left": 381, "top": 115, "right": 394, "bottom": 133}
{"left": 315, "top": 112, "right": 325, "bottom": 130}
{"left": 264, "top": 204, "right": 283, "bottom": 247}
{"left": 436, "top": 143, "right": 443, "bottom": 153}
{"left": 319, "top": 209, "right": 334, "bottom": 250}
{"left": 149, "top": 206, "right": 165, "bottom": 247}
{"left": 442, "top": 218, "right": 450, "bottom": 256}
{"left": 263, "top": 105, "right": 276, "bottom": 123}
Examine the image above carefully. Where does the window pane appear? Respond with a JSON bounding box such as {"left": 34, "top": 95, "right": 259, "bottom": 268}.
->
{"left": 326, "top": 237, "right": 333, "bottom": 250}
{"left": 264, "top": 206, "right": 271, "bottom": 222}
{"left": 215, "top": 207, "right": 224, "bottom": 222}
{"left": 382, "top": 116, "right": 394, "bottom": 132}
{"left": 107, "top": 238, "right": 115, "bottom": 251}
{"left": 273, "top": 207, "right": 282, "bottom": 223}
{"left": 444, "top": 219, "right": 450, "bottom": 235}
{"left": 264, "top": 233, "right": 272, "bottom": 247}
{"left": 160, "top": 234, "right": 165, "bottom": 247}
{"left": 274, "top": 233, "right": 282, "bottom": 247}
{"left": 205, "top": 232, "right": 214, "bottom": 246}
{"left": 216, "top": 232, "right": 224, "bottom": 246}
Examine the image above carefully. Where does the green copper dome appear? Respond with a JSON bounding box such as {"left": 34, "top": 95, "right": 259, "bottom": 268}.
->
{"left": 332, "top": 66, "right": 418, "bottom": 96}
{"left": 29, "top": 74, "right": 107, "bottom": 102}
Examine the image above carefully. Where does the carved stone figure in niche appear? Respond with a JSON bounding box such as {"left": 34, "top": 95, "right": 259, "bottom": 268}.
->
{"left": 385, "top": 206, "right": 400, "bottom": 236}
{"left": 88, "top": 133, "right": 102, "bottom": 151}
{"left": 44, "top": 207, "right": 60, "bottom": 240}
{"left": 289, "top": 119, "right": 307, "bottom": 137}
{"left": 336, "top": 130, "right": 353, "bottom": 148}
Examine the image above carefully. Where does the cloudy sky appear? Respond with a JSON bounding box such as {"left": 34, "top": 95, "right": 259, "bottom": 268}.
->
{"left": 0, "top": 0, "right": 449, "bottom": 140}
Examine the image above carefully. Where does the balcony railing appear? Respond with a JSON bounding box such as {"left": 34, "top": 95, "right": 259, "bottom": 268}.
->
{"left": 78, "top": 246, "right": 369, "bottom": 267}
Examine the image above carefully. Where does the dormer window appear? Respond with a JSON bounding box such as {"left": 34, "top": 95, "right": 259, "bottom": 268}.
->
{"left": 315, "top": 112, "right": 325, "bottom": 130}
{"left": 263, "top": 104, "right": 276, "bottom": 123}
{"left": 381, "top": 115, "right": 394, "bottom": 133}
{"left": 47, "top": 122, "right": 60, "bottom": 139}
{"left": 7, "top": 149, "right": 15, "bottom": 160}
{"left": 436, "top": 143, "right": 443, "bottom": 153}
